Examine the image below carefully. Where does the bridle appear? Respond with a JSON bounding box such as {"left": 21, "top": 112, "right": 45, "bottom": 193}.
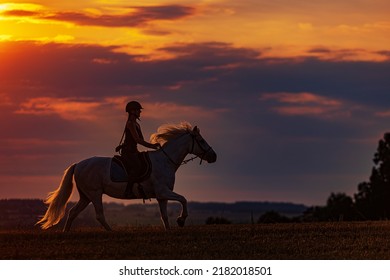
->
{"left": 160, "top": 132, "right": 213, "bottom": 167}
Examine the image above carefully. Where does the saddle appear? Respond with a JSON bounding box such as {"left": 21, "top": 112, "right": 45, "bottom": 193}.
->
{"left": 110, "top": 152, "right": 152, "bottom": 199}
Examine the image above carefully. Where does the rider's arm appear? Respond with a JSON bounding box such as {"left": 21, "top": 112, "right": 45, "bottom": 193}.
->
{"left": 127, "top": 120, "right": 159, "bottom": 149}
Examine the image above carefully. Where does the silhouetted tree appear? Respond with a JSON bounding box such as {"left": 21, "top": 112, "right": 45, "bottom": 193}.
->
{"left": 302, "top": 193, "right": 357, "bottom": 221}
{"left": 326, "top": 192, "right": 356, "bottom": 221}
{"left": 257, "top": 211, "right": 290, "bottom": 223}
{"left": 355, "top": 133, "right": 390, "bottom": 219}
{"left": 302, "top": 206, "right": 329, "bottom": 222}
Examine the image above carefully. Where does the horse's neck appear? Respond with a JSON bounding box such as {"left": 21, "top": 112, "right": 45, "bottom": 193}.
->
{"left": 163, "top": 134, "right": 191, "bottom": 168}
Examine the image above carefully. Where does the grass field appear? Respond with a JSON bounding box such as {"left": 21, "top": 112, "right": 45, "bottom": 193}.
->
{"left": 2, "top": 222, "right": 390, "bottom": 259}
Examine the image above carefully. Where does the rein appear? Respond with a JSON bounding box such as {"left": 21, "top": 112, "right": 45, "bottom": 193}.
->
{"left": 160, "top": 133, "right": 212, "bottom": 167}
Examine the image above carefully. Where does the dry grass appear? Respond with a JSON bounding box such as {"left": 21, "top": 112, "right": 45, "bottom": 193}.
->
{"left": 2, "top": 222, "right": 390, "bottom": 259}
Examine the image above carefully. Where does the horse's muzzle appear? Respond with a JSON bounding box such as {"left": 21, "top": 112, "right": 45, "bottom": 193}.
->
{"left": 206, "top": 150, "right": 217, "bottom": 163}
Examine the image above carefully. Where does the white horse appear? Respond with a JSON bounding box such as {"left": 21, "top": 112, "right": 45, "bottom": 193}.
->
{"left": 37, "top": 122, "right": 217, "bottom": 231}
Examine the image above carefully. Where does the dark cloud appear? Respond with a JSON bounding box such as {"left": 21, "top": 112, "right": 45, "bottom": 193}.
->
{"left": 307, "top": 47, "right": 332, "bottom": 54}
{"left": 159, "top": 42, "right": 260, "bottom": 61}
{"left": 2, "top": 10, "right": 40, "bottom": 17}
{"left": 377, "top": 50, "right": 390, "bottom": 59}
{"left": 0, "top": 41, "right": 258, "bottom": 92}
{"left": 2, "top": 5, "right": 195, "bottom": 28}
{"left": 126, "top": 5, "right": 196, "bottom": 21}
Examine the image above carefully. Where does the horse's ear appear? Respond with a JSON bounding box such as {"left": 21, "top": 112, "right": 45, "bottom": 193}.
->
{"left": 193, "top": 126, "right": 200, "bottom": 134}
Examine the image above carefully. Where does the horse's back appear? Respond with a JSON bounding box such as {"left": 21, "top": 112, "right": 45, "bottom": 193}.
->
{"left": 74, "top": 156, "right": 111, "bottom": 185}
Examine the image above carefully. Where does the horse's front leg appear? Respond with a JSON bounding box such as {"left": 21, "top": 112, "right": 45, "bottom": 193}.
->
{"left": 157, "top": 191, "right": 188, "bottom": 228}
{"left": 176, "top": 196, "right": 188, "bottom": 227}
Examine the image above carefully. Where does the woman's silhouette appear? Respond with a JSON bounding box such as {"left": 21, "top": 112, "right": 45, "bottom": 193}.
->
{"left": 118, "top": 101, "right": 160, "bottom": 177}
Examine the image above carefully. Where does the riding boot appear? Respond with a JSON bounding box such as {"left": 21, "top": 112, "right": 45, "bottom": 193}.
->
{"left": 121, "top": 152, "right": 142, "bottom": 198}
{"left": 124, "top": 180, "right": 134, "bottom": 198}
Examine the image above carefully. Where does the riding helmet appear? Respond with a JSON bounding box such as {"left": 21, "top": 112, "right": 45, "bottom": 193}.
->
{"left": 126, "top": 101, "right": 143, "bottom": 112}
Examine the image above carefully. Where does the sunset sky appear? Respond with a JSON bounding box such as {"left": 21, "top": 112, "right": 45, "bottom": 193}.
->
{"left": 1, "top": 0, "right": 390, "bottom": 206}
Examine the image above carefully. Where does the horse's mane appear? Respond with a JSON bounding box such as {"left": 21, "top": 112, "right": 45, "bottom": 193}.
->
{"left": 150, "top": 121, "right": 193, "bottom": 145}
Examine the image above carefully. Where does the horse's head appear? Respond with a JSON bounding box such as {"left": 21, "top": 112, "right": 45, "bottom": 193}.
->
{"left": 190, "top": 126, "right": 217, "bottom": 163}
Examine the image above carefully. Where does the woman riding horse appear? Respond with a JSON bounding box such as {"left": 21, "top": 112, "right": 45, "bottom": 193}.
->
{"left": 37, "top": 116, "right": 217, "bottom": 231}
{"left": 117, "top": 101, "right": 160, "bottom": 178}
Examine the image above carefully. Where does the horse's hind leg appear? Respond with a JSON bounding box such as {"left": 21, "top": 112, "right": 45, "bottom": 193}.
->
{"left": 157, "top": 199, "right": 170, "bottom": 230}
{"left": 63, "top": 193, "right": 90, "bottom": 232}
{"left": 90, "top": 193, "right": 112, "bottom": 231}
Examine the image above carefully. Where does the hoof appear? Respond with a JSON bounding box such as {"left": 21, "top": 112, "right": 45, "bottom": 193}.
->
{"left": 176, "top": 217, "right": 186, "bottom": 227}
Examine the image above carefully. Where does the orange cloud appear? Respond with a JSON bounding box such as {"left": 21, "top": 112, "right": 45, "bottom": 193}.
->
{"left": 261, "top": 92, "right": 341, "bottom": 106}
{"left": 375, "top": 111, "right": 390, "bottom": 118}
{"left": 271, "top": 106, "right": 337, "bottom": 116}
{"left": 15, "top": 97, "right": 102, "bottom": 121}
{"left": 260, "top": 92, "right": 345, "bottom": 118}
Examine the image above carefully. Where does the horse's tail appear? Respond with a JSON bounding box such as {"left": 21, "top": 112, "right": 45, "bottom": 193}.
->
{"left": 37, "top": 163, "right": 77, "bottom": 229}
